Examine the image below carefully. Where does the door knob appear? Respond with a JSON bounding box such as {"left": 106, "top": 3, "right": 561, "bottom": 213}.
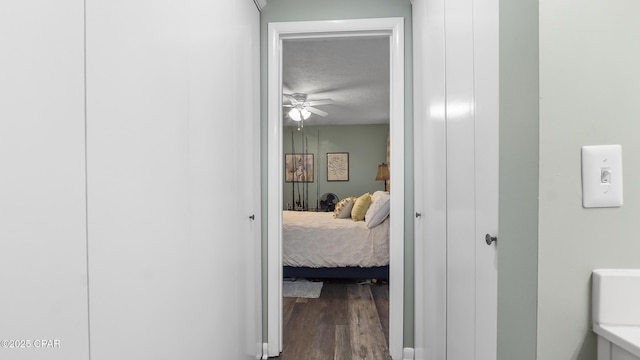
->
{"left": 485, "top": 234, "right": 497, "bottom": 245}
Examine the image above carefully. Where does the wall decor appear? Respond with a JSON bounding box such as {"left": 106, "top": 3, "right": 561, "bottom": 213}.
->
{"left": 285, "top": 153, "right": 314, "bottom": 182}
{"left": 327, "top": 152, "right": 349, "bottom": 181}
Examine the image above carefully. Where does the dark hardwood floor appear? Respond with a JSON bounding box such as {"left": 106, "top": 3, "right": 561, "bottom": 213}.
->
{"left": 273, "top": 279, "right": 390, "bottom": 360}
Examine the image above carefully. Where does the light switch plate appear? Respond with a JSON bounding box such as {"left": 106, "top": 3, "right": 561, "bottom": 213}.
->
{"left": 582, "top": 145, "right": 623, "bottom": 208}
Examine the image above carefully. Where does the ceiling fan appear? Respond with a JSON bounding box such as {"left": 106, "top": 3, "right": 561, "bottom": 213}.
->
{"left": 283, "top": 93, "right": 333, "bottom": 126}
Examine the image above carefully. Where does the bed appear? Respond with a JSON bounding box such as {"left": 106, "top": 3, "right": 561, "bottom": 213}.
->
{"left": 282, "top": 210, "right": 390, "bottom": 279}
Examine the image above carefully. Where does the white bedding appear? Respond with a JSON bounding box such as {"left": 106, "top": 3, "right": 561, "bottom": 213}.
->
{"left": 282, "top": 211, "right": 390, "bottom": 268}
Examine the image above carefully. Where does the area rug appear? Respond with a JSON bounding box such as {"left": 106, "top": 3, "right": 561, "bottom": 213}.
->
{"left": 282, "top": 280, "right": 323, "bottom": 299}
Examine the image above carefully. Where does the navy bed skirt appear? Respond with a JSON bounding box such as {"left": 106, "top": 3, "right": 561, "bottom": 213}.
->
{"left": 283, "top": 265, "right": 389, "bottom": 280}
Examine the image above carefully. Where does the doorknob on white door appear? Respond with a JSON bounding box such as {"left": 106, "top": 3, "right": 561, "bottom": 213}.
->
{"left": 485, "top": 234, "right": 497, "bottom": 246}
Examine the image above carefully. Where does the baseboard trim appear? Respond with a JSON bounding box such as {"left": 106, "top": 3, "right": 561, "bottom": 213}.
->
{"left": 403, "top": 347, "right": 415, "bottom": 360}
{"left": 262, "top": 343, "right": 269, "bottom": 359}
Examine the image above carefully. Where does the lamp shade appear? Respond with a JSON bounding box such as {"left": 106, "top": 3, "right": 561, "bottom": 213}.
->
{"left": 375, "top": 163, "right": 390, "bottom": 181}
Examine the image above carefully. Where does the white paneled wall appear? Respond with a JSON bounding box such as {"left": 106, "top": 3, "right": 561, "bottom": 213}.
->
{"left": 0, "top": 2, "right": 90, "bottom": 360}
{"left": 0, "top": 1, "right": 261, "bottom": 359}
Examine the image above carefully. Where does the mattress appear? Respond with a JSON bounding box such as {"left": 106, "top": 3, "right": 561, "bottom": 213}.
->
{"left": 282, "top": 211, "right": 390, "bottom": 268}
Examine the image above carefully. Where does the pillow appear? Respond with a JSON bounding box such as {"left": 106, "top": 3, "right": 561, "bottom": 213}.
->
{"left": 365, "top": 191, "right": 391, "bottom": 228}
{"left": 333, "top": 197, "right": 356, "bottom": 219}
{"left": 351, "top": 193, "right": 372, "bottom": 221}
{"left": 369, "top": 190, "right": 387, "bottom": 205}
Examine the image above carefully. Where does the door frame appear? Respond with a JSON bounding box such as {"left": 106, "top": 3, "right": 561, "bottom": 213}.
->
{"left": 267, "top": 17, "right": 405, "bottom": 359}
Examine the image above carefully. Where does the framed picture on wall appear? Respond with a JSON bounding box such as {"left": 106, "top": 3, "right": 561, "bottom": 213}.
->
{"left": 285, "top": 153, "right": 314, "bottom": 183}
{"left": 327, "top": 152, "right": 349, "bottom": 182}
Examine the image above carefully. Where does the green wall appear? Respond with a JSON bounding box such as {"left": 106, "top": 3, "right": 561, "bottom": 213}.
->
{"left": 498, "top": 0, "right": 539, "bottom": 358}
{"left": 260, "top": 0, "right": 414, "bottom": 347}
{"left": 536, "top": 0, "right": 640, "bottom": 358}
{"left": 500, "top": 0, "right": 640, "bottom": 358}
{"left": 282, "top": 124, "right": 389, "bottom": 208}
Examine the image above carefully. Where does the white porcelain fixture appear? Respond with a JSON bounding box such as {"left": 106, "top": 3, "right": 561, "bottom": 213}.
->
{"left": 593, "top": 269, "right": 640, "bottom": 360}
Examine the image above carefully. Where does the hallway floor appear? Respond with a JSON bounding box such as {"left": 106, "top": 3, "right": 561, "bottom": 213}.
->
{"left": 273, "top": 279, "right": 389, "bottom": 360}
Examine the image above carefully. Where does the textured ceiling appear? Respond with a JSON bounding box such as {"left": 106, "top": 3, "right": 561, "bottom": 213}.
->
{"left": 282, "top": 36, "right": 390, "bottom": 127}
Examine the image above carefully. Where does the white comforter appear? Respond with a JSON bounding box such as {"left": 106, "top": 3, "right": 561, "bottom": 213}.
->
{"left": 282, "top": 211, "right": 390, "bottom": 268}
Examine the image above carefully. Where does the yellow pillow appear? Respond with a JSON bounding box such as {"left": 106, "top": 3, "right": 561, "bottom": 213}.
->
{"left": 351, "top": 193, "right": 372, "bottom": 221}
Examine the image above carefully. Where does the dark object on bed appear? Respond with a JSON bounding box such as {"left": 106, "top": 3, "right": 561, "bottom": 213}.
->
{"left": 283, "top": 265, "right": 389, "bottom": 280}
{"left": 318, "top": 192, "right": 339, "bottom": 212}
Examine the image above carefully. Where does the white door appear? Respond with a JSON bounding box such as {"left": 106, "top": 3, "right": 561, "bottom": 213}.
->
{"left": 86, "top": 1, "right": 262, "bottom": 359}
{"left": 413, "top": 0, "right": 498, "bottom": 358}
{"left": 234, "top": 0, "right": 263, "bottom": 357}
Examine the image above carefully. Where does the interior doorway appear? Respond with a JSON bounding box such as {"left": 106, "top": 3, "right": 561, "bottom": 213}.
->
{"left": 267, "top": 18, "right": 405, "bottom": 359}
{"left": 279, "top": 34, "right": 392, "bottom": 358}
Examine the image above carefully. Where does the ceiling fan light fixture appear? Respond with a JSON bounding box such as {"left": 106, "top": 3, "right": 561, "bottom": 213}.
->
{"left": 288, "top": 107, "right": 311, "bottom": 121}
{"left": 288, "top": 108, "right": 301, "bottom": 121}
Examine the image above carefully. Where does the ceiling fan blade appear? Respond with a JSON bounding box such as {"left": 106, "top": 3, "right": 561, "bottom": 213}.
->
{"left": 306, "top": 99, "right": 333, "bottom": 106}
{"left": 282, "top": 104, "right": 294, "bottom": 108}
{"left": 307, "top": 106, "right": 328, "bottom": 117}
{"left": 283, "top": 94, "right": 298, "bottom": 104}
